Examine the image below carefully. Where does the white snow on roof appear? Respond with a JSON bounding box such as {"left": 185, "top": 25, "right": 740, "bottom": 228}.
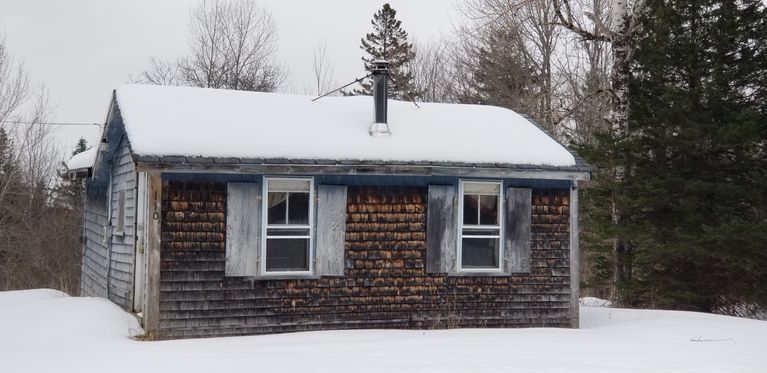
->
{"left": 115, "top": 84, "right": 576, "bottom": 167}
{"left": 65, "top": 146, "right": 98, "bottom": 170}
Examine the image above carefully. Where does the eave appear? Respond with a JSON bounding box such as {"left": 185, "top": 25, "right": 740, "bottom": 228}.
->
{"left": 66, "top": 167, "right": 91, "bottom": 180}
{"left": 133, "top": 156, "right": 592, "bottom": 181}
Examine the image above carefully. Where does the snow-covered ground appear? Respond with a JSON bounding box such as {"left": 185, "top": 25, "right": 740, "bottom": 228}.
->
{"left": 1, "top": 289, "right": 765, "bottom": 373}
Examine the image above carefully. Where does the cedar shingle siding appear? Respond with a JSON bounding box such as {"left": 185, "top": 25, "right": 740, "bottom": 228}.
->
{"left": 80, "top": 190, "right": 109, "bottom": 298}
{"left": 158, "top": 181, "right": 572, "bottom": 339}
{"left": 107, "top": 139, "right": 136, "bottom": 308}
{"left": 80, "top": 137, "right": 136, "bottom": 309}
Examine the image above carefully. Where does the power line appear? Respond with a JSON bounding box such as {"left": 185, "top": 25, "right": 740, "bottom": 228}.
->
{"left": 2, "top": 120, "right": 102, "bottom": 127}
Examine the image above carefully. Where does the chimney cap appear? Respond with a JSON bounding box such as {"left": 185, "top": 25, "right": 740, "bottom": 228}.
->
{"left": 370, "top": 60, "right": 390, "bottom": 73}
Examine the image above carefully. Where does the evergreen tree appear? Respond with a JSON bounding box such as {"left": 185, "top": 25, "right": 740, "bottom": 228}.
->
{"left": 73, "top": 137, "right": 88, "bottom": 155}
{"left": 456, "top": 27, "right": 537, "bottom": 116}
{"left": 0, "top": 128, "right": 23, "bottom": 223}
{"left": 353, "top": 3, "right": 422, "bottom": 100}
{"left": 580, "top": 0, "right": 767, "bottom": 313}
{"left": 0, "top": 128, "right": 16, "bottom": 181}
{"left": 0, "top": 128, "right": 25, "bottom": 281}
{"left": 55, "top": 138, "right": 88, "bottom": 210}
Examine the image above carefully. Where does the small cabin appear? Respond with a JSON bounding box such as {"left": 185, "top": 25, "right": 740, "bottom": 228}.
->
{"left": 67, "top": 66, "right": 591, "bottom": 339}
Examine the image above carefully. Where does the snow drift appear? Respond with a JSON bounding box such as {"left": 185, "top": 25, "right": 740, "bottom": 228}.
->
{"left": 1, "top": 289, "right": 765, "bottom": 373}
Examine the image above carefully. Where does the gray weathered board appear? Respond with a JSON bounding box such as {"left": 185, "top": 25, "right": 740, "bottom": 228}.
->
{"left": 316, "top": 185, "right": 347, "bottom": 276}
{"left": 426, "top": 185, "right": 458, "bottom": 274}
{"left": 569, "top": 184, "right": 580, "bottom": 328}
{"left": 144, "top": 171, "right": 162, "bottom": 335}
{"left": 225, "top": 182, "right": 262, "bottom": 276}
{"left": 504, "top": 187, "right": 532, "bottom": 273}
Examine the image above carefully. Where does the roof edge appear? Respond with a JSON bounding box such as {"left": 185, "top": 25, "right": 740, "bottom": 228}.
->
{"left": 518, "top": 114, "right": 593, "bottom": 173}
{"left": 134, "top": 156, "right": 591, "bottom": 181}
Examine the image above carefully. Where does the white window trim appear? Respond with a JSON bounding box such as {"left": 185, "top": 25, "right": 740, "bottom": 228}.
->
{"left": 104, "top": 173, "right": 114, "bottom": 243}
{"left": 457, "top": 180, "right": 504, "bottom": 273}
{"left": 260, "top": 176, "right": 315, "bottom": 276}
{"left": 115, "top": 189, "right": 126, "bottom": 235}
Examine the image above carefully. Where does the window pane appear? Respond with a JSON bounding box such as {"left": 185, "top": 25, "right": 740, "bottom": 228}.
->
{"left": 479, "top": 195, "right": 499, "bottom": 225}
{"left": 462, "top": 237, "right": 499, "bottom": 269}
{"left": 269, "top": 179, "right": 310, "bottom": 192}
{"left": 267, "top": 192, "right": 287, "bottom": 224}
{"left": 463, "top": 194, "right": 478, "bottom": 225}
{"left": 288, "top": 192, "right": 310, "bottom": 225}
{"left": 266, "top": 238, "right": 309, "bottom": 271}
{"left": 267, "top": 228, "right": 310, "bottom": 237}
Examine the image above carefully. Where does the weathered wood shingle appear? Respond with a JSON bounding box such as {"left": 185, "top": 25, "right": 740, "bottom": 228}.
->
{"left": 157, "top": 182, "right": 572, "bottom": 339}
{"left": 106, "top": 137, "right": 136, "bottom": 309}
{"left": 81, "top": 134, "right": 137, "bottom": 310}
{"left": 81, "top": 191, "right": 109, "bottom": 298}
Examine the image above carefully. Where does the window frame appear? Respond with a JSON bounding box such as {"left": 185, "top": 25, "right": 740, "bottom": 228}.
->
{"left": 457, "top": 180, "right": 504, "bottom": 273}
{"left": 260, "top": 176, "right": 315, "bottom": 276}
{"left": 116, "top": 189, "right": 126, "bottom": 235}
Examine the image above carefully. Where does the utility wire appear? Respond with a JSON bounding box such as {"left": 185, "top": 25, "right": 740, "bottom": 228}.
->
{"left": 312, "top": 73, "right": 373, "bottom": 101}
{"left": 312, "top": 72, "right": 422, "bottom": 109}
{"left": 2, "top": 120, "right": 102, "bottom": 127}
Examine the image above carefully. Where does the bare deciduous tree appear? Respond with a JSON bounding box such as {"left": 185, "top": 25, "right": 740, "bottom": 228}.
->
{"left": 0, "top": 38, "right": 30, "bottom": 126}
{"left": 553, "top": 0, "right": 648, "bottom": 294}
{"left": 407, "top": 39, "right": 454, "bottom": 103}
{"left": 450, "top": 22, "right": 537, "bottom": 111}
{"left": 451, "top": 0, "right": 625, "bottom": 141}
{"left": 553, "top": 0, "right": 647, "bottom": 135}
{"left": 135, "top": 0, "right": 285, "bottom": 92}
{"left": 457, "top": 0, "right": 569, "bottom": 135}
{"left": 310, "top": 38, "right": 335, "bottom": 96}
{"left": 19, "top": 90, "right": 58, "bottom": 188}
{"left": 0, "top": 37, "right": 31, "bottom": 210}
{"left": 0, "top": 35, "right": 80, "bottom": 295}
{"left": 133, "top": 58, "right": 179, "bottom": 86}
{"left": 555, "top": 0, "right": 612, "bottom": 145}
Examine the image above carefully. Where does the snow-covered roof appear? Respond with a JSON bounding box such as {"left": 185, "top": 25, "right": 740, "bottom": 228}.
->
{"left": 114, "top": 84, "right": 578, "bottom": 168}
{"left": 65, "top": 146, "right": 98, "bottom": 170}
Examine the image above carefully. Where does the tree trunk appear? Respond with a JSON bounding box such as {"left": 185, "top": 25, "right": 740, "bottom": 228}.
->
{"left": 609, "top": 0, "right": 632, "bottom": 298}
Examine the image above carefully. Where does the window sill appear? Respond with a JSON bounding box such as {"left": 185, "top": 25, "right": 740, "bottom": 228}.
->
{"left": 451, "top": 269, "right": 509, "bottom": 277}
{"left": 256, "top": 272, "right": 319, "bottom": 280}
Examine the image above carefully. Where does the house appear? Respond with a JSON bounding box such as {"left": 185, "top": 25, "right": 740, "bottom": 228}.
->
{"left": 67, "top": 62, "right": 591, "bottom": 339}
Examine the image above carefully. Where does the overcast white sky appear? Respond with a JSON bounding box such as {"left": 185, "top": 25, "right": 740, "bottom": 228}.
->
{"left": 0, "top": 0, "right": 462, "bottom": 156}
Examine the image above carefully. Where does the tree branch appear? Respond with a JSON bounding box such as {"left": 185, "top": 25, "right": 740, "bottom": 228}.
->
{"left": 552, "top": 0, "right": 612, "bottom": 42}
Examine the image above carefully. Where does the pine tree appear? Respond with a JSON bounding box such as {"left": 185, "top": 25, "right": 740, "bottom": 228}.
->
{"left": 456, "top": 28, "right": 537, "bottom": 115}
{"left": 353, "top": 3, "right": 422, "bottom": 100}
{"left": 0, "top": 128, "right": 15, "bottom": 181}
{"left": 72, "top": 137, "right": 88, "bottom": 155}
{"left": 580, "top": 0, "right": 767, "bottom": 312}
{"left": 55, "top": 138, "right": 88, "bottom": 210}
{"left": 0, "top": 128, "right": 25, "bottom": 284}
{"left": 0, "top": 128, "right": 23, "bottom": 221}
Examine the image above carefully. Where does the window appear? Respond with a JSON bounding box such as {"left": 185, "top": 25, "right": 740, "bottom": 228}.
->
{"left": 459, "top": 181, "right": 503, "bottom": 271}
{"left": 116, "top": 189, "right": 126, "bottom": 234}
{"left": 263, "top": 178, "right": 313, "bottom": 273}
